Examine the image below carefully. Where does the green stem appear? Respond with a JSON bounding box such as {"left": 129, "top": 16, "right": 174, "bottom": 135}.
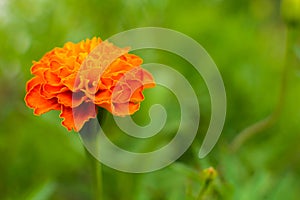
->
{"left": 83, "top": 107, "right": 108, "bottom": 200}
{"left": 95, "top": 158, "right": 103, "bottom": 200}
{"left": 85, "top": 147, "right": 103, "bottom": 200}
{"left": 231, "top": 26, "right": 297, "bottom": 151}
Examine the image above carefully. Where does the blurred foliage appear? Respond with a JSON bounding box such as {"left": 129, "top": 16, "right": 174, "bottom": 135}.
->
{"left": 1, "top": 0, "right": 300, "bottom": 199}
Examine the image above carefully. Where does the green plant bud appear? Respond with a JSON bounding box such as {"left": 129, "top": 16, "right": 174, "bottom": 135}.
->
{"left": 281, "top": 0, "right": 300, "bottom": 26}
{"left": 202, "top": 167, "right": 217, "bottom": 182}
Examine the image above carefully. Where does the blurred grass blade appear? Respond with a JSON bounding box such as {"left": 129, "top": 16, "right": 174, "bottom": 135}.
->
{"left": 25, "top": 180, "right": 56, "bottom": 200}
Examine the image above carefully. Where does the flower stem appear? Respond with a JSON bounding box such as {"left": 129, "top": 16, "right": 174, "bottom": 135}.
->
{"left": 94, "top": 157, "right": 103, "bottom": 200}
{"left": 83, "top": 108, "right": 108, "bottom": 200}
{"left": 85, "top": 147, "right": 103, "bottom": 200}
{"left": 231, "top": 25, "right": 298, "bottom": 151}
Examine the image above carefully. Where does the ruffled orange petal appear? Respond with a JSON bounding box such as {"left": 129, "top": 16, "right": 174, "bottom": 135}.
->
{"left": 60, "top": 102, "right": 97, "bottom": 131}
{"left": 135, "top": 68, "right": 156, "bottom": 88}
{"left": 25, "top": 85, "right": 60, "bottom": 115}
{"left": 112, "top": 102, "right": 140, "bottom": 116}
{"left": 57, "top": 91, "right": 86, "bottom": 107}
{"left": 105, "top": 58, "right": 137, "bottom": 75}
{"left": 119, "top": 54, "right": 143, "bottom": 67}
{"left": 26, "top": 76, "right": 44, "bottom": 92}
{"left": 31, "top": 62, "right": 48, "bottom": 77}
{"left": 60, "top": 106, "right": 74, "bottom": 131}
{"left": 112, "top": 85, "right": 132, "bottom": 104}
{"left": 41, "top": 84, "right": 68, "bottom": 99}
{"left": 43, "top": 70, "right": 61, "bottom": 85}
{"left": 111, "top": 68, "right": 153, "bottom": 104}
{"left": 131, "top": 87, "right": 145, "bottom": 103}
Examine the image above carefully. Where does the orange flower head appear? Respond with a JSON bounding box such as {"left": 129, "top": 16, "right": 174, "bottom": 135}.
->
{"left": 25, "top": 37, "right": 155, "bottom": 131}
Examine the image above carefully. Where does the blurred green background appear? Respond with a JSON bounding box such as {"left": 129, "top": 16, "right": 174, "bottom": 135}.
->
{"left": 1, "top": 0, "right": 300, "bottom": 199}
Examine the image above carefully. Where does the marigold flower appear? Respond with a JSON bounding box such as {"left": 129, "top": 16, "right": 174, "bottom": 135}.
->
{"left": 25, "top": 37, "right": 155, "bottom": 131}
